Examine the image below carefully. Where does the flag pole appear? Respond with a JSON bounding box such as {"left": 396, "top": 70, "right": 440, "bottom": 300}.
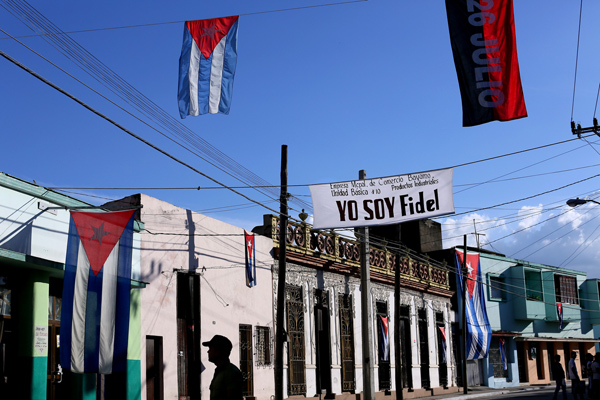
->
{"left": 275, "top": 145, "right": 288, "bottom": 400}
{"left": 462, "top": 235, "right": 468, "bottom": 395}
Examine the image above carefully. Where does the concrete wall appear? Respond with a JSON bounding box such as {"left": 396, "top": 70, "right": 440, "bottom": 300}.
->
{"left": 138, "top": 194, "right": 275, "bottom": 400}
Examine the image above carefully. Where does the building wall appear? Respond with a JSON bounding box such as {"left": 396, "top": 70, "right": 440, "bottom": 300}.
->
{"left": 137, "top": 194, "right": 275, "bottom": 400}
{"left": 275, "top": 263, "right": 454, "bottom": 397}
{"left": 0, "top": 175, "right": 143, "bottom": 399}
{"left": 475, "top": 251, "right": 598, "bottom": 388}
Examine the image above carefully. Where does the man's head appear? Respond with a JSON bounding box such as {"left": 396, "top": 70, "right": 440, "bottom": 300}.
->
{"left": 555, "top": 354, "right": 561, "bottom": 362}
{"left": 202, "top": 335, "right": 233, "bottom": 365}
{"left": 572, "top": 351, "right": 577, "bottom": 359}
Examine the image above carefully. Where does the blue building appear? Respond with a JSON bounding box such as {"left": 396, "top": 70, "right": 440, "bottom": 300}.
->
{"left": 431, "top": 246, "right": 600, "bottom": 389}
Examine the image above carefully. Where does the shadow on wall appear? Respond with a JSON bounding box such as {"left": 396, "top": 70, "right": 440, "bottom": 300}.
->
{"left": 0, "top": 221, "right": 32, "bottom": 255}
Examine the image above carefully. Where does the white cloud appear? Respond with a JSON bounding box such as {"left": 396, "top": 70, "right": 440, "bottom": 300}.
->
{"left": 440, "top": 203, "right": 600, "bottom": 279}
{"left": 517, "top": 204, "right": 543, "bottom": 231}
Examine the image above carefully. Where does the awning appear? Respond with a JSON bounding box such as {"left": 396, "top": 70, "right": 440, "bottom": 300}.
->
{"left": 515, "top": 337, "right": 600, "bottom": 343}
{"left": 492, "top": 331, "right": 522, "bottom": 337}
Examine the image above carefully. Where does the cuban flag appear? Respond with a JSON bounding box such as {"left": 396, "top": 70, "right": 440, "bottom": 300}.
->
{"left": 378, "top": 315, "right": 389, "bottom": 361}
{"left": 557, "top": 302, "right": 563, "bottom": 330}
{"left": 60, "top": 210, "right": 135, "bottom": 374}
{"left": 455, "top": 250, "right": 492, "bottom": 359}
{"left": 245, "top": 231, "right": 257, "bottom": 287}
{"left": 178, "top": 16, "right": 239, "bottom": 117}
{"left": 499, "top": 338, "right": 507, "bottom": 370}
{"left": 439, "top": 326, "right": 447, "bottom": 364}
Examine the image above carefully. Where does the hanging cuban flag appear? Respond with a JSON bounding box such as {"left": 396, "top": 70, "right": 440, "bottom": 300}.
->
{"left": 455, "top": 250, "right": 492, "bottom": 359}
{"left": 499, "top": 338, "right": 507, "bottom": 370}
{"left": 60, "top": 210, "right": 136, "bottom": 374}
{"left": 439, "top": 326, "right": 447, "bottom": 364}
{"left": 178, "top": 16, "right": 239, "bottom": 117}
{"left": 445, "top": 0, "right": 527, "bottom": 127}
{"left": 245, "top": 231, "right": 257, "bottom": 287}
{"left": 557, "top": 302, "right": 563, "bottom": 330}
{"left": 378, "top": 315, "right": 389, "bottom": 361}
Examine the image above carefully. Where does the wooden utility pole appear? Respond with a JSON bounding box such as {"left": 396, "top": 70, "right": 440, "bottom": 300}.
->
{"left": 359, "top": 169, "right": 375, "bottom": 400}
{"left": 462, "top": 235, "right": 468, "bottom": 395}
{"left": 394, "top": 227, "right": 403, "bottom": 400}
{"left": 275, "top": 145, "right": 288, "bottom": 400}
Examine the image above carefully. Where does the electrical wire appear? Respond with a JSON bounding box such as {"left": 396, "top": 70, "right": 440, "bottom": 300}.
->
{"left": 571, "top": 0, "right": 583, "bottom": 121}
{"left": 0, "top": 47, "right": 288, "bottom": 219}
{"left": 0, "top": 0, "right": 368, "bottom": 40}
{"left": 0, "top": 0, "right": 313, "bottom": 214}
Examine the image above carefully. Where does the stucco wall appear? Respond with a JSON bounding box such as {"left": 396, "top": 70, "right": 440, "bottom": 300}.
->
{"left": 138, "top": 194, "right": 275, "bottom": 400}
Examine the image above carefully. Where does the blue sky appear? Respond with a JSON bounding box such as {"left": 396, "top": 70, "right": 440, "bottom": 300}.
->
{"left": 3, "top": 0, "right": 600, "bottom": 277}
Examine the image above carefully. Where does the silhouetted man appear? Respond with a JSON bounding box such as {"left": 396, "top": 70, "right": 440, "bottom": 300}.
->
{"left": 552, "top": 354, "right": 567, "bottom": 400}
{"left": 570, "top": 351, "right": 582, "bottom": 400}
{"left": 202, "top": 335, "right": 243, "bottom": 400}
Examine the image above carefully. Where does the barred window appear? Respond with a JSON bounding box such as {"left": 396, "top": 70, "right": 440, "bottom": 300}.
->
{"left": 555, "top": 275, "right": 579, "bottom": 305}
{"left": 255, "top": 326, "right": 272, "bottom": 366}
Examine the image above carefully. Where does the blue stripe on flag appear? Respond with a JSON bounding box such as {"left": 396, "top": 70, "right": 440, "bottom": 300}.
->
{"left": 177, "top": 28, "right": 193, "bottom": 117}
{"left": 197, "top": 52, "right": 212, "bottom": 115}
{"left": 60, "top": 217, "right": 79, "bottom": 371}
{"left": 219, "top": 20, "right": 238, "bottom": 114}
{"left": 113, "top": 216, "right": 134, "bottom": 371}
{"left": 84, "top": 268, "right": 103, "bottom": 372}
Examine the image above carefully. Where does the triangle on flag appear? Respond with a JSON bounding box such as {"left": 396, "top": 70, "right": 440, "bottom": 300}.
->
{"left": 186, "top": 16, "right": 239, "bottom": 59}
{"left": 71, "top": 210, "right": 135, "bottom": 276}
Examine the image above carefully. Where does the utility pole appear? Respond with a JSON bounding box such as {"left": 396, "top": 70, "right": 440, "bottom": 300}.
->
{"left": 275, "top": 145, "right": 288, "bottom": 400}
{"left": 461, "top": 235, "right": 468, "bottom": 395}
{"left": 471, "top": 219, "right": 485, "bottom": 249}
{"left": 359, "top": 169, "right": 375, "bottom": 400}
{"left": 394, "top": 225, "right": 403, "bottom": 400}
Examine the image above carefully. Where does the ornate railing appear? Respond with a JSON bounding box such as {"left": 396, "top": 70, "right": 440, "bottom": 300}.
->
{"left": 265, "top": 215, "right": 449, "bottom": 290}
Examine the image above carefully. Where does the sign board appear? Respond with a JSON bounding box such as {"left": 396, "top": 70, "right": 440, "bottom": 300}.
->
{"left": 309, "top": 168, "right": 454, "bottom": 230}
{"left": 34, "top": 325, "right": 48, "bottom": 356}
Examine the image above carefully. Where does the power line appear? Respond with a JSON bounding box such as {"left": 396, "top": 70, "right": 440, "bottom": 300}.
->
{"left": 0, "top": 0, "right": 313, "bottom": 214}
{"left": 0, "top": 47, "right": 287, "bottom": 219}
{"left": 0, "top": 0, "right": 368, "bottom": 40}
{"left": 571, "top": 0, "right": 583, "bottom": 121}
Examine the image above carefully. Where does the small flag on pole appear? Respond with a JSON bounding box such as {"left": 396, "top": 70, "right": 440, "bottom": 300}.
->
{"left": 439, "top": 326, "right": 447, "bottom": 364}
{"left": 499, "top": 338, "right": 507, "bottom": 370}
{"left": 379, "top": 316, "right": 389, "bottom": 361}
{"left": 245, "top": 231, "right": 257, "bottom": 287}
{"left": 60, "top": 210, "right": 135, "bottom": 374}
{"left": 557, "top": 302, "right": 563, "bottom": 330}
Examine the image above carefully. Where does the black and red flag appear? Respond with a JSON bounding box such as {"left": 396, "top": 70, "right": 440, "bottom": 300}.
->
{"left": 445, "top": 0, "right": 527, "bottom": 127}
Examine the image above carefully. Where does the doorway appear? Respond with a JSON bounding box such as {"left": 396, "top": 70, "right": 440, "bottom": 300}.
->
{"left": 314, "top": 289, "right": 331, "bottom": 396}
{"left": 47, "top": 294, "right": 70, "bottom": 400}
{"left": 146, "top": 336, "right": 164, "bottom": 400}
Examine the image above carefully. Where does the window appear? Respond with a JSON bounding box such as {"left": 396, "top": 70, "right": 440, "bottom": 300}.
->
{"left": 525, "top": 270, "right": 543, "bottom": 301}
{"left": 555, "top": 275, "right": 579, "bottom": 305}
{"left": 239, "top": 324, "right": 254, "bottom": 397}
{"left": 255, "top": 326, "right": 271, "bottom": 366}
{"left": 488, "top": 274, "right": 505, "bottom": 301}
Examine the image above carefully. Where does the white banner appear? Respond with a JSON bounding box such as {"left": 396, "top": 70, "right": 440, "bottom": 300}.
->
{"left": 309, "top": 168, "right": 454, "bottom": 229}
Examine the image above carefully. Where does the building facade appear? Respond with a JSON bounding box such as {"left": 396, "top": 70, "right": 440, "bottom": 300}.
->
{"left": 254, "top": 215, "right": 459, "bottom": 399}
{"left": 431, "top": 246, "right": 600, "bottom": 390}
{"left": 0, "top": 172, "right": 144, "bottom": 400}
{"left": 107, "top": 194, "right": 276, "bottom": 400}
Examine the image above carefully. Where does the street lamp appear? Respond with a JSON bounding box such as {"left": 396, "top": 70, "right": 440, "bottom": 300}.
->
{"left": 566, "top": 198, "right": 600, "bottom": 207}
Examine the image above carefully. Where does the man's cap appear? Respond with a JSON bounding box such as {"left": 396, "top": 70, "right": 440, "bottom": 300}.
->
{"left": 202, "top": 335, "right": 232, "bottom": 352}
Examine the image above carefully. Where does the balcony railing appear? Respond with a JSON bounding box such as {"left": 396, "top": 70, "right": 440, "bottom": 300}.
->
{"left": 265, "top": 215, "right": 449, "bottom": 290}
